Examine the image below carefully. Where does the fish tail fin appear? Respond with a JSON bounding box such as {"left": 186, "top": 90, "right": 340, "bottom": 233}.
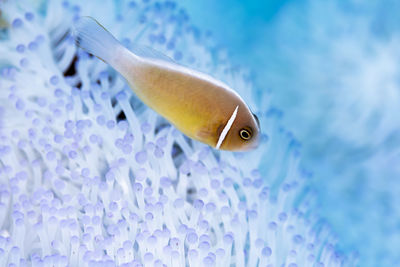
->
{"left": 73, "top": 16, "right": 122, "bottom": 64}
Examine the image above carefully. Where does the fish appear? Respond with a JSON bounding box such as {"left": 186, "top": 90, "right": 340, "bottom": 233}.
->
{"left": 73, "top": 17, "right": 260, "bottom": 151}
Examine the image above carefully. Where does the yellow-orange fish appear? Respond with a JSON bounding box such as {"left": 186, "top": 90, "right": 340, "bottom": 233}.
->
{"left": 74, "top": 17, "right": 260, "bottom": 151}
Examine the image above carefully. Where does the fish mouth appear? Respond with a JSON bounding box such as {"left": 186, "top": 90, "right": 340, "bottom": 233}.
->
{"left": 232, "top": 138, "right": 261, "bottom": 152}
{"left": 245, "top": 134, "right": 262, "bottom": 151}
{"left": 247, "top": 142, "right": 261, "bottom": 151}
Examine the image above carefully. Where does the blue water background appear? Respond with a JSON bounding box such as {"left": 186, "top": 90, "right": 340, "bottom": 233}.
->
{"left": 181, "top": 0, "right": 400, "bottom": 266}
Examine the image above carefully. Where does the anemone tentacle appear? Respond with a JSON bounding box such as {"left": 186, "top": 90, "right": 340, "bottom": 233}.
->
{"left": 0, "top": 0, "right": 354, "bottom": 266}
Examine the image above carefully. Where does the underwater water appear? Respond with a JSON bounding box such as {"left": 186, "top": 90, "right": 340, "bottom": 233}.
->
{"left": 0, "top": 0, "right": 358, "bottom": 266}
{"left": 181, "top": 0, "right": 400, "bottom": 266}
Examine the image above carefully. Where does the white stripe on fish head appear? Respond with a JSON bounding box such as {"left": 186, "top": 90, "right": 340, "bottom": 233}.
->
{"left": 216, "top": 105, "right": 239, "bottom": 149}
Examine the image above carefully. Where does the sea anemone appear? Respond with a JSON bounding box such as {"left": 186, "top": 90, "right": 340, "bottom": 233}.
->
{"left": 0, "top": 0, "right": 351, "bottom": 266}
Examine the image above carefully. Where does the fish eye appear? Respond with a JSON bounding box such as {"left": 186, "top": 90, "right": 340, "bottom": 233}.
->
{"left": 239, "top": 128, "right": 252, "bottom": 140}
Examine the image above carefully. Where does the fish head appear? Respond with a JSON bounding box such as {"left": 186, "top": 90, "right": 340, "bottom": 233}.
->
{"left": 217, "top": 106, "right": 260, "bottom": 151}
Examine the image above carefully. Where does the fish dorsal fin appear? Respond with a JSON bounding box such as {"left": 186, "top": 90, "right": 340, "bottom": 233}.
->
{"left": 130, "top": 43, "right": 176, "bottom": 64}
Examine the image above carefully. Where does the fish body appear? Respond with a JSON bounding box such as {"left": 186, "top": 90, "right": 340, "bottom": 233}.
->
{"left": 74, "top": 17, "right": 260, "bottom": 151}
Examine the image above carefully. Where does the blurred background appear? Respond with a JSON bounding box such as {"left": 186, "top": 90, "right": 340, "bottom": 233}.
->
{"left": 181, "top": 0, "right": 400, "bottom": 266}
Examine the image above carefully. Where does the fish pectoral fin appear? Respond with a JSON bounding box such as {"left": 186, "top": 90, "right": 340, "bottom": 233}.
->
{"left": 195, "top": 123, "right": 224, "bottom": 147}
{"left": 195, "top": 128, "right": 212, "bottom": 139}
